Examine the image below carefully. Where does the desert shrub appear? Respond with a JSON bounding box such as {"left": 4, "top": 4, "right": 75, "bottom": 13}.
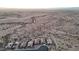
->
{"left": 1, "top": 34, "right": 10, "bottom": 47}
{"left": 0, "top": 38, "right": 4, "bottom": 48}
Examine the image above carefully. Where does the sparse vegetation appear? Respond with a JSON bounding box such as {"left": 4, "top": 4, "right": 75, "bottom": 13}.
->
{"left": 0, "top": 8, "right": 79, "bottom": 51}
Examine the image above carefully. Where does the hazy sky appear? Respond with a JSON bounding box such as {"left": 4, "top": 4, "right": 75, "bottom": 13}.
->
{"left": 0, "top": 0, "right": 79, "bottom": 9}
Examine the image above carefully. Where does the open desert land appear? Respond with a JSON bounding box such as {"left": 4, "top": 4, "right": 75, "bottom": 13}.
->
{"left": 0, "top": 8, "right": 79, "bottom": 51}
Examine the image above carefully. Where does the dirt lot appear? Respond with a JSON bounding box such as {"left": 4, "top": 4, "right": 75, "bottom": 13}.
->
{"left": 0, "top": 8, "right": 79, "bottom": 51}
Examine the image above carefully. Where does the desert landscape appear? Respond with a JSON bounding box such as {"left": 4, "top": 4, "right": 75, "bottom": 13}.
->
{"left": 0, "top": 8, "right": 79, "bottom": 51}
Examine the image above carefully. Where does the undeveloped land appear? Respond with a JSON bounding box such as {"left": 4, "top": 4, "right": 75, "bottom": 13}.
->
{"left": 0, "top": 8, "right": 79, "bottom": 51}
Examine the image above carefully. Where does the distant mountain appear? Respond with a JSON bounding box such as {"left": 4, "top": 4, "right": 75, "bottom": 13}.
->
{"left": 56, "top": 7, "right": 79, "bottom": 11}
